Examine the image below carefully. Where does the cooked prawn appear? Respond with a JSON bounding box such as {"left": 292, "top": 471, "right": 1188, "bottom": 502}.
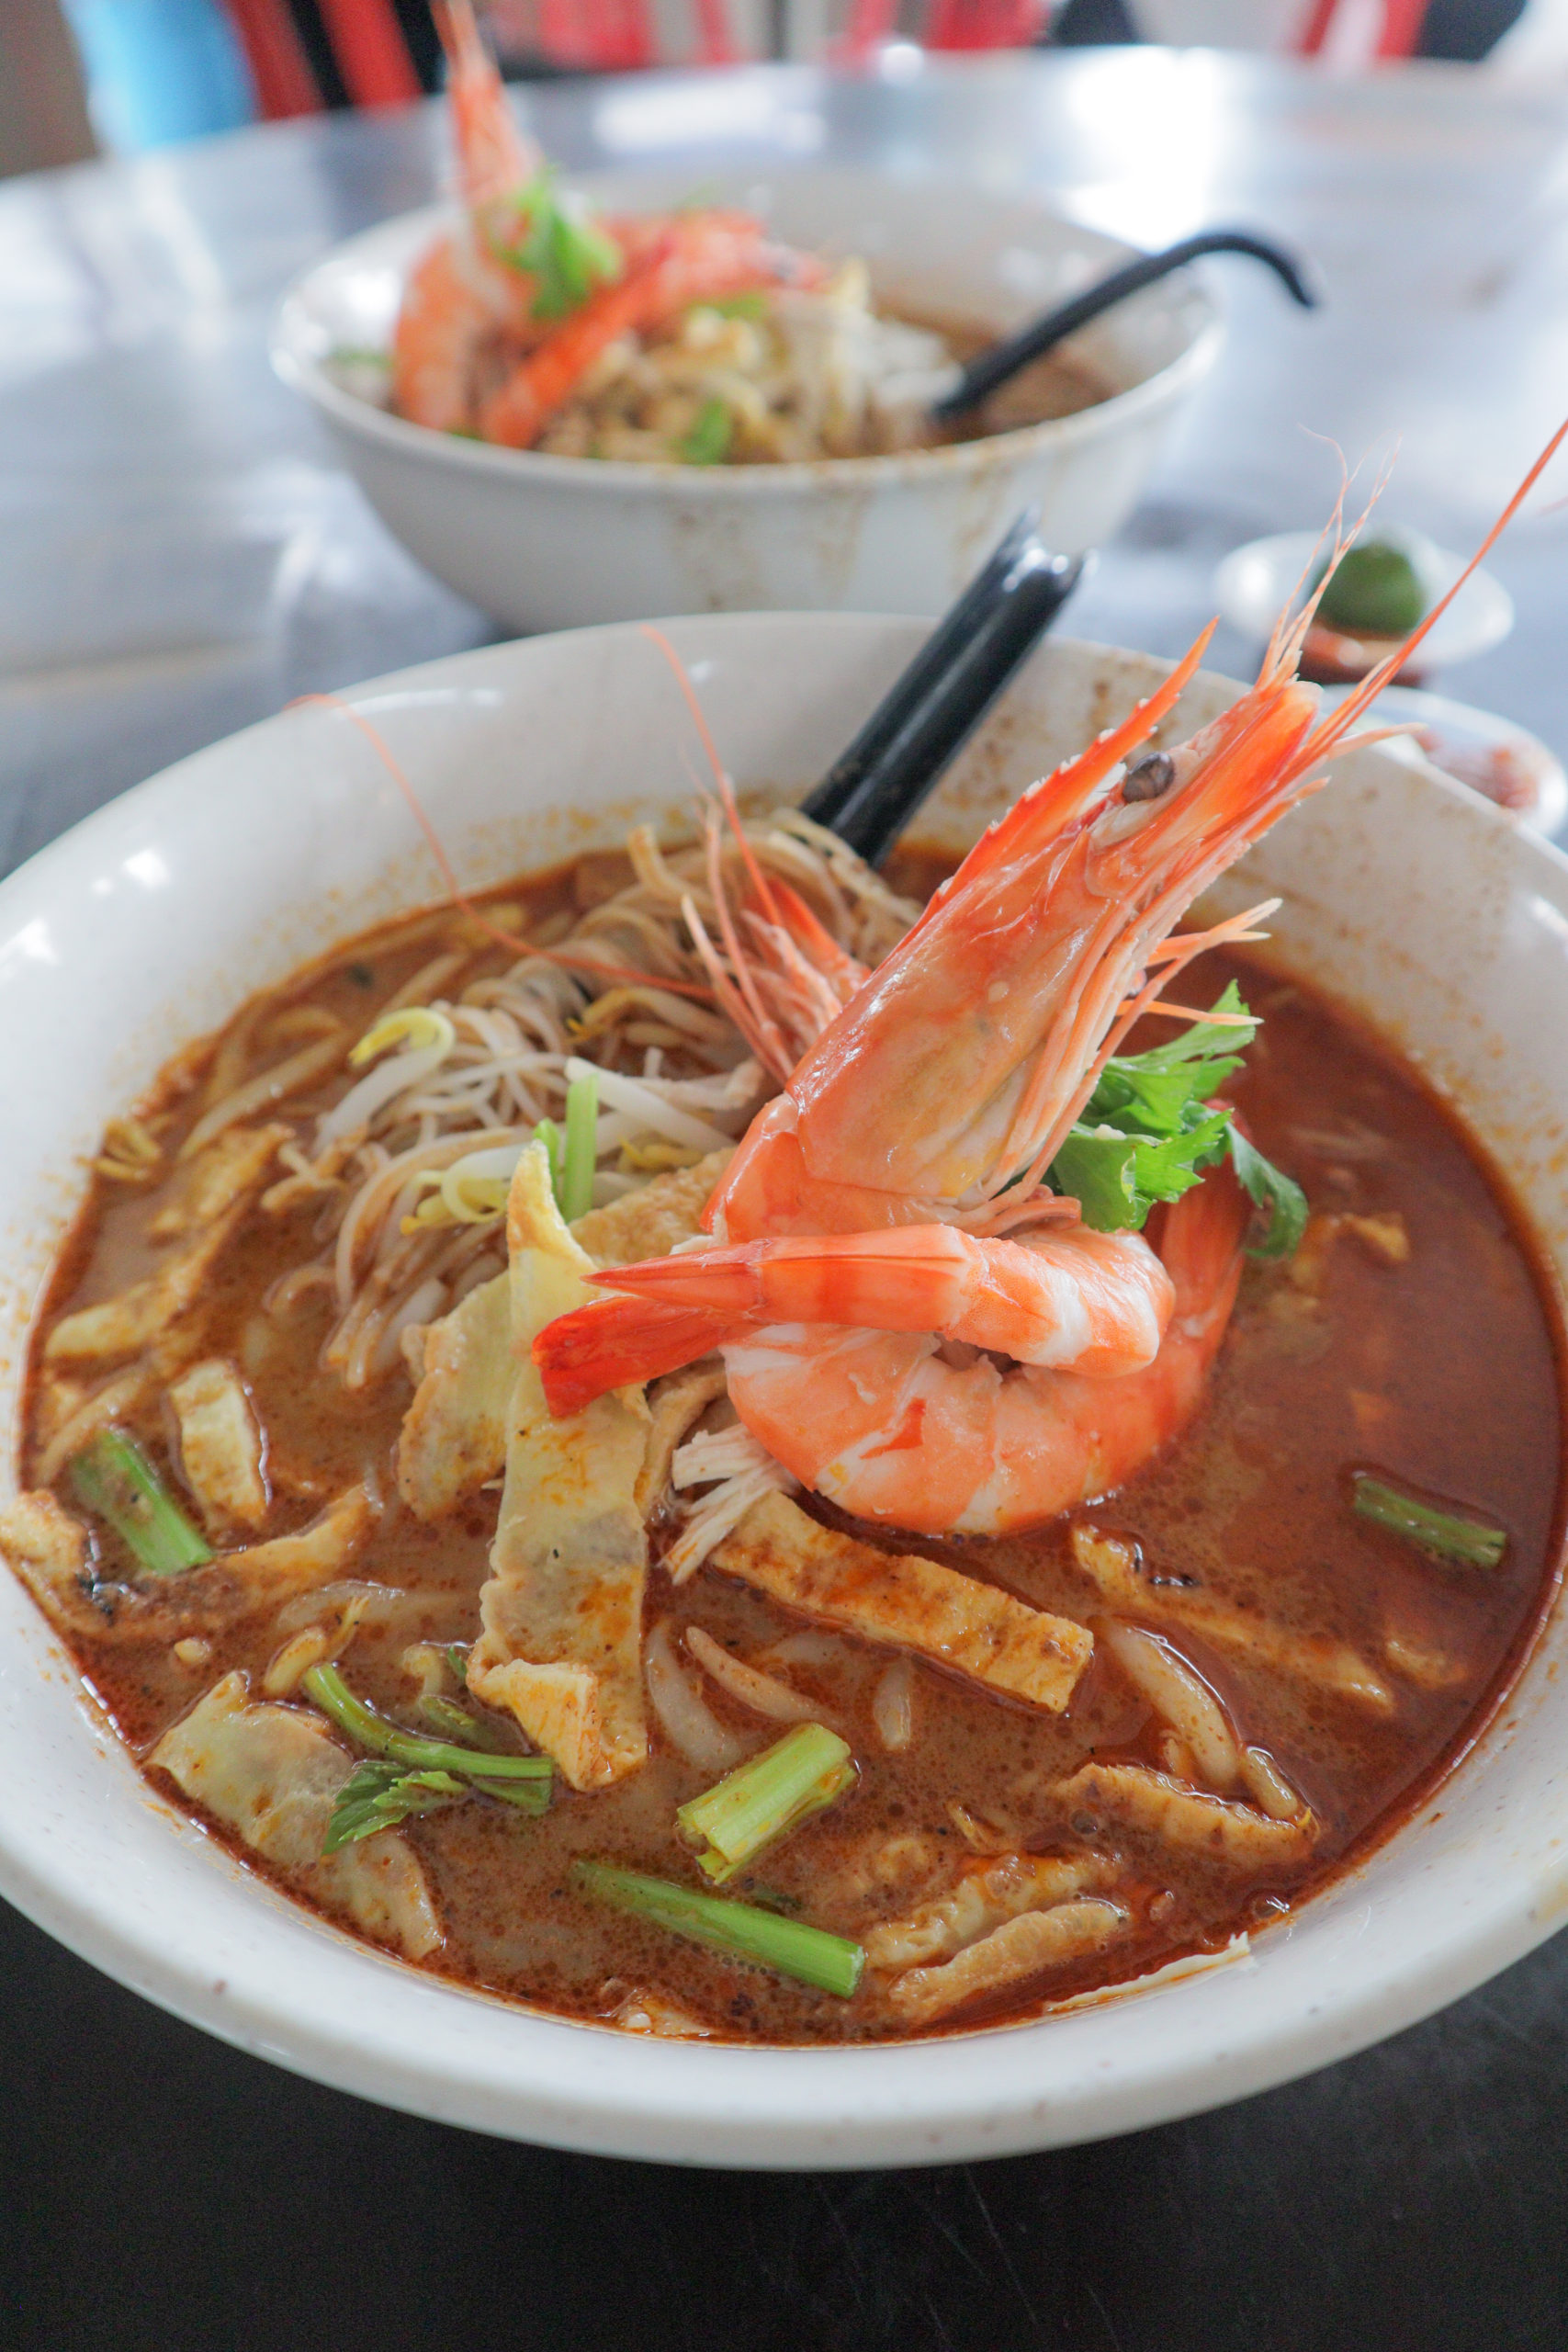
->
{"left": 389, "top": 1, "right": 544, "bottom": 433}
{"left": 540, "top": 1219, "right": 1172, "bottom": 1419}
{"left": 720, "top": 1168, "right": 1248, "bottom": 1533}
{"left": 479, "top": 215, "right": 821, "bottom": 451}
{"left": 536, "top": 424, "right": 1568, "bottom": 1534}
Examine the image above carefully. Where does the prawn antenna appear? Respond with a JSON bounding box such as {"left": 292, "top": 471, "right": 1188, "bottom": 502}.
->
{"left": 287, "top": 691, "right": 713, "bottom": 1001}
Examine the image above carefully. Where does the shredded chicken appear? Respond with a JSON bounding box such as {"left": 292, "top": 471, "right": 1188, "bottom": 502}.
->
{"left": 468, "top": 1143, "right": 649, "bottom": 1790}
{"left": 636, "top": 1364, "right": 728, "bottom": 1518}
{"left": 168, "top": 1358, "right": 268, "bottom": 1535}
{"left": 150, "top": 1670, "right": 441, "bottom": 1959}
{"left": 44, "top": 1125, "right": 289, "bottom": 1366}
{"left": 713, "top": 1491, "right": 1093, "bottom": 1713}
{"left": 399, "top": 1158, "right": 729, "bottom": 1522}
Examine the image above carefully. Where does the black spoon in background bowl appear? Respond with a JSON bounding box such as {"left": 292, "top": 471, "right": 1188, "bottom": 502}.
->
{"left": 801, "top": 510, "right": 1086, "bottom": 865}
{"left": 930, "top": 229, "right": 1318, "bottom": 429}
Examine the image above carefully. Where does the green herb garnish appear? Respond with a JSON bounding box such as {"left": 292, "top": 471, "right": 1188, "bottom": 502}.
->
{"left": 681, "top": 398, "right": 733, "bottom": 467}
{"left": 322, "top": 1760, "right": 467, "bottom": 1852}
{"left": 69, "top": 1429, "right": 212, "bottom": 1577}
{"left": 305, "top": 1662, "right": 550, "bottom": 1855}
{"left": 1047, "top": 983, "right": 1306, "bottom": 1258}
{"left": 573, "top": 1860, "right": 865, "bottom": 1996}
{"left": 490, "top": 169, "right": 623, "bottom": 321}
{"left": 1351, "top": 1474, "right": 1506, "bottom": 1569}
{"left": 677, "top": 1723, "right": 857, "bottom": 1883}
{"left": 327, "top": 344, "right": 391, "bottom": 370}
{"left": 1228, "top": 1121, "right": 1309, "bottom": 1261}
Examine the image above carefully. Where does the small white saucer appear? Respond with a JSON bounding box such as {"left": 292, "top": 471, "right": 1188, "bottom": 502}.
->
{"left": 1214, "top": 529, "right": 1515, "bottom": 672}
{"left": 1324, "top": 682, "right": 1566, "bottom": 839}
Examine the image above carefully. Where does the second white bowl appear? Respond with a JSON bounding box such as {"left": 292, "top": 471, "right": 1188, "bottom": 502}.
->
{"left": 271, "top": 166, "right": 1221, "bottom": 630}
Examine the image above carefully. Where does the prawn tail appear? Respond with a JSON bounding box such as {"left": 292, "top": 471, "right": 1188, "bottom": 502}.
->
{"left": 534, "top": 1293, "right": 739, "bottom": 1417}
{"left": 590, "top": 1228, "right": 975, "bottom": 1332}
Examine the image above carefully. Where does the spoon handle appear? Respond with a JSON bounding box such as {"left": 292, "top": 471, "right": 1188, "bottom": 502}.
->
{"left": 931, "top": 229, "right": 1318, "bottom": 424}
{"left": 802, "top": 512, "right": 1084, "bottom": 866}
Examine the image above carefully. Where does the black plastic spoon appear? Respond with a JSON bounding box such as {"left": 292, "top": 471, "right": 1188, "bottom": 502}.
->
{"left": 931, "top": 229, "right": 1318, "bottom": 425}
{"left": 800, "top": 510, "right": 1085, "bottom": 867}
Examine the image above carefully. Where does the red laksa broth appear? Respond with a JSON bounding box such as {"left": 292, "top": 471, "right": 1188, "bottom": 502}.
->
{"left": 4, "top": 804, "right": 1560, "bottom": 2046}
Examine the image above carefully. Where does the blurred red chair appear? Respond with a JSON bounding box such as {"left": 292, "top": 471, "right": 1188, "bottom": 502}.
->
{"left": 1295, "top": 0, "right": 1428, "bottom": 55}
{"left": 220, "top": 0, "right": 434, "bottom": 117}
{"left": 839, "top": 0, "right": 1047, "bottom": 54}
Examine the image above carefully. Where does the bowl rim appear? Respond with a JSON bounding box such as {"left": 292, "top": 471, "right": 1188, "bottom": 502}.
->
{"left": 268, "top": 174, "right": 1224, "bottom": 497}
{"left": 3, "top": 613, "right": 1565, "bottom": 2170}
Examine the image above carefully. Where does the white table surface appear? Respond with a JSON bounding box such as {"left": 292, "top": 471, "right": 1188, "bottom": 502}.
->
{"left": 3, "top": 49, "right": 1566, "bottom": 885}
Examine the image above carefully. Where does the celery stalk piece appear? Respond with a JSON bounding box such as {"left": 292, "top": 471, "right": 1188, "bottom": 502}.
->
{"left": 1351, "top": 1474, "right": 1506, "bottom": 1569}
{"left": 573, "top": 1861, "right": 865, "bottom": 1996}
{"left": 301, "top": 1663, "right": 551, "bottom": 1807}
{"left": 560, "top": 1069, "right": 599, "bottom": 1222}
{"left": 69, "top": 1429, "right": 212, "bottom": 1577}
{"left": 677, "top": 1723, "right": 857, "bottom": 1883}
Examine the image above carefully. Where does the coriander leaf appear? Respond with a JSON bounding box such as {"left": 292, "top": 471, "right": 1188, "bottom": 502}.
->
{"left": 491, "top": 170, "right": 622, "bottom": 321}
{"left": 682, "top": 397, "right": 733, "bottom": 466}
{"left": 1050, "top": 1128, "right": 1142, "bottom": 1231}
{"left": 322, "top": 1761, "right": 466, "bottom": 1854}
{"left": 1131, "top": 1105, "right": 1234, "bottom": 1197}
{"left": 1122, "top": 979, "right": 1258, "bottom": 1069}
{"left": 1089, "top": 1055, "right": 1244, "bottom": 1140}
{"left": 1227, "top": 1125, "right": 1308, "bottom": 1261}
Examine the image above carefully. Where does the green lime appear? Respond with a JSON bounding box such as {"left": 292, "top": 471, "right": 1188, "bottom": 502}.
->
{"left": 1315, "top": 541, "right": 1427, "bottom": 636}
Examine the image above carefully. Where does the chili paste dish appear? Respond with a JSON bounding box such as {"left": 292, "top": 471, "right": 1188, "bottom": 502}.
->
{"left": 4, "top": 444, "right": 1566, "bottom": 2088}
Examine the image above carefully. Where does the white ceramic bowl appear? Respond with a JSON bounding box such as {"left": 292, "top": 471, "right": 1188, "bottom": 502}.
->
{"left": 2, "top": 616, "right": 1565, "bottom": 2169}
{"left": 270, "top": 168, "right": 1221, "bottom": 630}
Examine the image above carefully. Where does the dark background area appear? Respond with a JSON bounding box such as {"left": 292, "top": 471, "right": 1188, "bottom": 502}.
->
{"left": 6, "top": 1887, "right": 1567, "bottom": 2352}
